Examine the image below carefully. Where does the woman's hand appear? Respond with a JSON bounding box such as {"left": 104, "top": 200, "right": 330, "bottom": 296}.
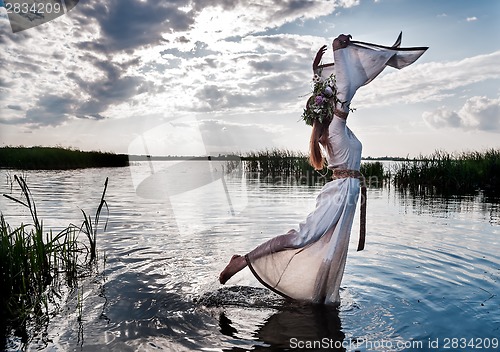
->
{"left": 312, "top": 45, "right": 328, "bottom": 72}
{"left": 333, "top": 34, "right": 352, "bottom": 51}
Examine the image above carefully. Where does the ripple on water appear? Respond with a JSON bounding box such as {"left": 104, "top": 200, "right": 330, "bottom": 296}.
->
{"left": 1, "top": 167, "right": 498, "bottom": 351}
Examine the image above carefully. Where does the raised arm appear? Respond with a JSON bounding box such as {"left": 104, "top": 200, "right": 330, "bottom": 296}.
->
{"left": 312, "top": 45, "right": 327, "bottom": 74}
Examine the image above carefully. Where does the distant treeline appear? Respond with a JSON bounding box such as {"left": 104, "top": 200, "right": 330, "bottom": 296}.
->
{"left": 0, "top": 147, "right": 129, "bottom": 170}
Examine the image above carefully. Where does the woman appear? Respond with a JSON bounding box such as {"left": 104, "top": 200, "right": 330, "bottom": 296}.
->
{"left": 219, "top": 33, "right": 427, "bottom": 305}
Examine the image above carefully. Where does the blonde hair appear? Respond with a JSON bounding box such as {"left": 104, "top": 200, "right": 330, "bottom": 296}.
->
{"left": 308, "top": 118, "right": 332, "bottom": 170}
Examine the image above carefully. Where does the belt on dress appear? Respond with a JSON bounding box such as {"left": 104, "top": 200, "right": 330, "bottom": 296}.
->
{"left": 331, "top": 169, "right": 366, "bottom": 251}
{"left": 334, "top": 109, "right": 349, "bottom": 119}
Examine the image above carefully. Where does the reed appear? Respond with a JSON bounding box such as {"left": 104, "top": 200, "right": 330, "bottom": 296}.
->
{"left": 391, "top": 149, "right": 500, "bottom": 196}
{"left": 241, "top": 148, "right": 499, "bottom": 195}
{"left": 242, "top": 149, "right": 328, "bottom": 184}
{"left": 0, "top": 176, "right": 109, "bottom": 348}
{"left": 0, "top": 146, "right": 129, "bottom": 170}
{"left": 241, "top": 149, "right": 388, "bottom": 186}
{"left": 360, "top": 161, "right": 387, "bottom": 188}
{"left": 78, "top": 178, "right": 109, "bottom": 263}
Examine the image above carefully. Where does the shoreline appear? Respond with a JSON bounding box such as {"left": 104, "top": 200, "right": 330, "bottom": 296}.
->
{"left": 0, "top": 146, "right": 129, "bottom": 170}
{"left": 1, "top": 147, "right": 498, "bottom": 198}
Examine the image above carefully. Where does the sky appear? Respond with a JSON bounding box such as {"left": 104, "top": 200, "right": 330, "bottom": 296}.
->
{"left": 1, "top": 0, "right": 499, "bottom": 158}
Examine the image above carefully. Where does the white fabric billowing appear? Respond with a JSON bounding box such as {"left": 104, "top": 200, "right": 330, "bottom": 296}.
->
{"left": 245, "top": 33, "right": 427, "bottom": 305}
{"left": 246, "top": 116, "right": 362, "bottom": 305}
{"left": 331, "top": 33, "right": 428, "bottom": 113}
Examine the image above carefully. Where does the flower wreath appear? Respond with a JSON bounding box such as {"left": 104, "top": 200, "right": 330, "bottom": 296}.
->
{"left": 301, "top": 71, "right": 352, "bottom": 126}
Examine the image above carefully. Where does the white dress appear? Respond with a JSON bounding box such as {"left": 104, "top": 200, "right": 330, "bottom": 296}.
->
{"left": 245, "top": 33, "right": 427, "bottom": 305}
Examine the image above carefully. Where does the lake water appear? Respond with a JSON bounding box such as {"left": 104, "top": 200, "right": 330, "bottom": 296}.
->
{"left": 1, "top": 161, "right": 499, "bottom": 351}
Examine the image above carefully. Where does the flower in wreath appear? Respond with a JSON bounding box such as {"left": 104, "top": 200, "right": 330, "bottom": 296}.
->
{"left": 314, "top": 95, "right": 325, "bottom": 105}
{"left": 324, "top": 86, "right": 333, "bottom": 97}
{"left": 300, "top": 71, "right": 353, "bottom": 126}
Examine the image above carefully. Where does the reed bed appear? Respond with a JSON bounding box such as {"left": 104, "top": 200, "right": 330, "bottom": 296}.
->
{"left": 360, "top": 161, "right": 387, "bottom": 188}
{"left": 391, "top": 149, "right": 500, "bottom": 197}
{"left": 240, "top": 148, "right": 499, "bottom": 196}
{"left": 0, "top": 146, "right": 129, "bottom": 170}
{"left": 0, "top": 176, "right": 108, "bottom": 349}
{"left": 242, "top": 149, "right": 388, "bottom": 186}
{"left": 242, "top": 149, "right": 329, "bottom": 184}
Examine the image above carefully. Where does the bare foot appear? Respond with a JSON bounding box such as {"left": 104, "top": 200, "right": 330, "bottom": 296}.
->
{"left": 219, "top": 255, "right": 247, "bottom": 284}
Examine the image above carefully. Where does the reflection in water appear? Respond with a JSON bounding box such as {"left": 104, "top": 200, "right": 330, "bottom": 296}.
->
{"left": 220, "top": 304, "right": 345, "bottom": 351}
{"left": 219, "top": 312, "right": 238, "bottom": 338}
{"left": 0, "top": 166, "right": 498, "bottom": 351}
{"left": 255, "top": 304, "right": 345, "bottom": 351}
{"left": 199, "top": 286, "right": 346, "bottom": 351}
{"left": 396, "top": 188, "right": 500, "bottom": 225}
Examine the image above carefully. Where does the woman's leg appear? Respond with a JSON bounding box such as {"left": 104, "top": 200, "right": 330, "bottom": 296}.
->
{"left": 219, "top": 182, "right": 345, "bottom": 284}
{"left": 219, "top": 254, "right": 247, "bottom": 284}
{"left": 219, "top": 230, "right": 302, "bottom": 284}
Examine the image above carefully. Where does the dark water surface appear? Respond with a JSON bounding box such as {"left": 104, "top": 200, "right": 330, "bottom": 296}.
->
{"left": 1, "top": 163, "right": 499, "bottom": 351}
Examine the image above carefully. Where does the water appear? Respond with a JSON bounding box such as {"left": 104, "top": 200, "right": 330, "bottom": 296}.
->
{"left": 1, "top": 163, "right": 499, "bottom": 351}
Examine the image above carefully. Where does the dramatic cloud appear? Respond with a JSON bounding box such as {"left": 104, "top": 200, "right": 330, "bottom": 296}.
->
{"left": 72, "top": 0, "right": 340, "bottom": 54}
{"left": 1, "top": 0, "right": 499, "bottom": 157}
{"left": 74, "top": 0, "right": 195, "bottom": 53}
{"left": 356, "top": 50, "right": 500, "bottom": 107}
{"left": 423, "top": 95, "right": 500, "bottom": 132}
{"left": 24, "top": 94, "right": 78, "bottom": 127}
{"left": 1, "top": 0, "right": 353, "bottom": 128}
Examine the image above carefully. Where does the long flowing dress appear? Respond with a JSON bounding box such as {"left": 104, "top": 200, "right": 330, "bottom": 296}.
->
{"left": 245, "top": 33, "right": 428, "bottom": 305}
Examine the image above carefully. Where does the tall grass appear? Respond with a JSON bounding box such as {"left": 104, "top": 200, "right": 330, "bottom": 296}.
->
{"left": 242, "top": 149, "right": 388, "bottom": 186}
{"left": 0, "top": 176, "right": 109, "bottom": 349}
{"left": 360, "top": 161, "right": 387, "bottom": 188}
{"left": 241, "top": 148, "right": 499, "bottom": 196}
{"left": 0, "top": 146, "right": 129, "bottom": 170}
{"left": 243, "top": 149, "right": 314, "bottom": 178}
{"left": 78, "top": 178, "right": 108, "bottom": 263}
{"left": 392, "top": 149, "right": 500, "bottom": 197}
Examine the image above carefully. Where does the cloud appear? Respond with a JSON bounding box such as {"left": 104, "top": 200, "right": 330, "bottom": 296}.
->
{"left": 466, "top": 16, "right": 478, "bottom": 22}
{"left": 72, "top": 0, "right": 348, "bottom": 54}
{"left": 24, "top": 94, "right": 78, "bottom": 127}
{"left": 423, "top": 95, "right": 500, "bottom": 132}
{"left": 74, "top": 0, "right": 195, "bottom": 53}
{"left": 9, "top": 48, "right": 163, "bottom": 127}
{"left": 1, "top": 0, "right": 355, "bottom": 128}
{"left": 356, "top": 50, "right": 500, "bottom": 107}
{"left": 3, "top": 56, "right": 157, "bottom": 127}
{"left": 0, "top": 78, "right": 14, "bottom": 88}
